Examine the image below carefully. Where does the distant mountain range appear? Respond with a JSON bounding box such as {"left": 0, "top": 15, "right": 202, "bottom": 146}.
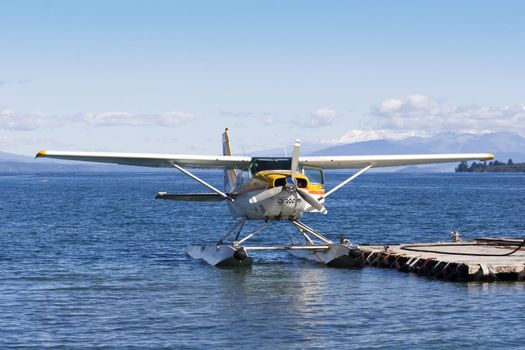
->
{"left": 309, "top": 132, "right": 525, "bottom": 161}
{"left": 308, "top": 132, "right": 525, "bottom": 172}
{"left": 2, "top": 132, "right": 525, "bottom": 173}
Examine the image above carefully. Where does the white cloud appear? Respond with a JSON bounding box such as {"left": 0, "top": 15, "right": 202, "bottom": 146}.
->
{"left": 0, "top": 109, "right": 63, "bottom": 130}
{"left": 83, "top": 111, "right": 193, "bottom": 127}
{"left": 376, "top": 98, "right": 403, "bottom": 113}
{"left": 263, "top": 115, "right": 273, "bottom": 125}
{"left": 0, "top": 135, "right": 13, "bottom": 148}
{"left": 156, "top": 111, "right": 193, "bottom": 126}
{"left": 0, "top": 107, "right": 194, "bottom": 130}
{"left": 322, "top": 129, "right": 427, "bottom": 145}
{"left": 220, "top": 111, "right": 254, "bottom": 118}
{"left": 0, "top": 79, "right": 31, "bottom": 87}
{"left": 323, "top": 95, "right": 525, "bottom": 144}
{"left": 16, "top": 79, "right": 31, "bottom": 85}
{"left": 370, "top": 95, "right": 525, "bottom": 133}
{"left": 83, "top": 112, "right": 135, "bottom": 126}
{"left": 302, "top": 108, "right": 339, "bottom": 128}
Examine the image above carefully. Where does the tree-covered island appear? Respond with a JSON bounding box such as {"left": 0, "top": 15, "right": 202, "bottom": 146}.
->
{"left": 455, "top": 159, "right": 525, "bottom": 172}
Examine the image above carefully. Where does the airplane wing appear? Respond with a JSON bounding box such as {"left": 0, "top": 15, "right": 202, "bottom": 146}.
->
{"left": 35, "top": 150, "right": 251, "bottom": 169}
{"left": 299, "top": 153, "right": 494, "bottom": 169}
{"left": 36, "top": 150, "right": 494, "bottom": 170}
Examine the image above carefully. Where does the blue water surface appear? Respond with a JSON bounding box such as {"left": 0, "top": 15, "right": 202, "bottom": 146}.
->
{"left": 0, "top": 172, "right": 524, "bottom": 349}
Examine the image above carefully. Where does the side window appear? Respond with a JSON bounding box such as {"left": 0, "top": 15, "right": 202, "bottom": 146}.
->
{"left": 239, "top": 170, "right": 250, "bottom": 184}
{"left": 304, "top": 168, "right": 324, "bottom": 185}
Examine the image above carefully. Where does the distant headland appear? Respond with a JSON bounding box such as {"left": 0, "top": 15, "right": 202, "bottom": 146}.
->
{"left": 456, "top": 159, "right": 525, "bottom": 172}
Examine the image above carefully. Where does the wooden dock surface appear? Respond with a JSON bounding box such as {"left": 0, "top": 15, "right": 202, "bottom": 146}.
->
{"left": 359, "top": 238, "right": 525, "bottom": 281}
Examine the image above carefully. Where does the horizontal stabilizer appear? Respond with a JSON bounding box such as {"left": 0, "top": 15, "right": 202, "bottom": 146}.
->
{"left": 155, "top": 192, "right": 227, "bottom": 202}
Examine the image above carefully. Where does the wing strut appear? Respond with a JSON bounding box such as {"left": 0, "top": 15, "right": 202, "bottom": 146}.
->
{"left": 168, "top": 161, "right": 233, "bottom": 201}
{"left": 323, "top": 164, "right": 374, "bottom": 199}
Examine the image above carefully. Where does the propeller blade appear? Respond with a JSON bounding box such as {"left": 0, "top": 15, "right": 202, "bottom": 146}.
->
{"left": 297, "top": 188, "right": 328, "bottom": 214}
{"left": 290, "top": 139, "right": 300, "bottom": 182}
{"left": 249, "top": 186, "right": 284, "bottom": 203}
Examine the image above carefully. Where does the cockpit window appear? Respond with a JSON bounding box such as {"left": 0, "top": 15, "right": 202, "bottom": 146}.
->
{"left": 303, "top": 167, "right": 324, "bottom": 184}
{"left": 249, "top": 157, "right": 292, "bottom": 175}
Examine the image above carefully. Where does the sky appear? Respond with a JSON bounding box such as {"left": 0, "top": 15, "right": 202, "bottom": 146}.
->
{"left": 1, "top": 0, "right": 524, "bottom": 156}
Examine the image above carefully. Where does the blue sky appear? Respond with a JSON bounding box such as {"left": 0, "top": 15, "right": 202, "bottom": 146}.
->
{"left": 1, "top": 0, "right": 524, "bottom": 155}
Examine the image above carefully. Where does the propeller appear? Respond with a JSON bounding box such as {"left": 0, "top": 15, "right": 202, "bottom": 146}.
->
{"left": 290, "top": 139, "right": 300, "bottom": 183}
{"left": 249, "top": 186, "right": 284, "bottom": 203}
{"left": 290, "top": 139, "right": 327, "bottom": 214}
{"left": 297, "top": 188, "right": 327, "bottom": 214}
{"left": 248, "top": 139, "right": 327, "bottom": 214}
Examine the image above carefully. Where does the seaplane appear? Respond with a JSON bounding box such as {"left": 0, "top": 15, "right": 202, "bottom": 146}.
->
{"left": 36, "top": 129, "right": 494, "bottom": 267}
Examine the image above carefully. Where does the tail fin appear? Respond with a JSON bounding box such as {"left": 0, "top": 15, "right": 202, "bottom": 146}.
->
{"left": 222, "top": 128, "right": 238, "bottom": 192}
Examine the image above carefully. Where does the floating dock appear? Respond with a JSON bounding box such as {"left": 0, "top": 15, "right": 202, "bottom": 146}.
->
{"left": 359, "top": 238, "right": 525, "bottom": 282}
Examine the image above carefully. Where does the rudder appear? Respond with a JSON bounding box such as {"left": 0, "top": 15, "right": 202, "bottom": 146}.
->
{"left": 222, "top": 128, "right": 238, "bottom": 192}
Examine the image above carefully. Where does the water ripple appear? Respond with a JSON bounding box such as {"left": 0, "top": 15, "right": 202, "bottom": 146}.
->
{"left": 0, "top": 172, "right": 524, "bottom": 348}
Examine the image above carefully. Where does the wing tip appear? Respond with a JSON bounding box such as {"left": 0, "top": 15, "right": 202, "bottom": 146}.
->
{"left": 35, "top": 150, "right": 47, "bottom": 158}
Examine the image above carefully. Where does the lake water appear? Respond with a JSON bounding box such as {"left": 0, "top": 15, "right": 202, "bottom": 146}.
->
{"left": 1, "top": 172, "right": 524, "bottom": 349}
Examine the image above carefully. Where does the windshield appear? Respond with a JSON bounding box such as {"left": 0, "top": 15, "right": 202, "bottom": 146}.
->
{"left": 249, "top": 158, "right": 292, "bottom": 175}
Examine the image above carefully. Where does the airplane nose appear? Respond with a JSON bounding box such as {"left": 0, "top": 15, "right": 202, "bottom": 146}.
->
{"left": 277, "top": 195, "right": 301, "bottom": 206}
